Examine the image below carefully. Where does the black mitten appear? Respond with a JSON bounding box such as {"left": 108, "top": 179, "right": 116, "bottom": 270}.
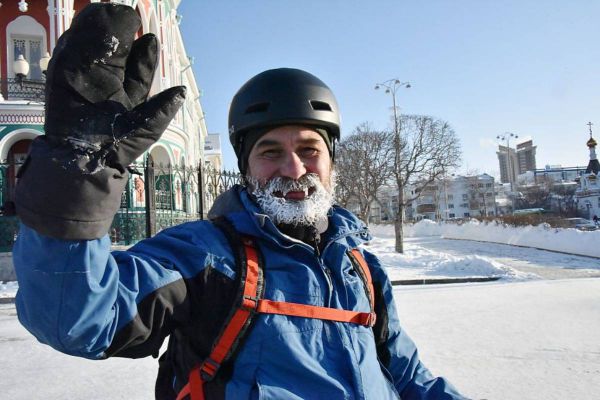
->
{"left": 15, "top": 3, "right": 186, "bottom": 240}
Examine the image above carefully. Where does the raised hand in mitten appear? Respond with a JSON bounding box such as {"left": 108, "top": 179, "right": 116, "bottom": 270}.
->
{"left": 16, "top": 3, "right": 186, "bottom": 240}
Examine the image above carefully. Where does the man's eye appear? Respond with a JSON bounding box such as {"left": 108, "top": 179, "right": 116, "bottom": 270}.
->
{"left": 262, "top": 149, "right": 281, "bottom": 158}
{"left": 300, "top": 148, "right": 318, "bottom": 157}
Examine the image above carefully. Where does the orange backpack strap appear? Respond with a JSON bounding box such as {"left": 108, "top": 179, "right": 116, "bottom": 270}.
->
{"left": 348, "top": 248, "right": 375, "bottom": 311}
{"left": 255, "top": 247, "right": 375, "bottom": 327}
{"left": 177, "top": 239, "right": 376, "bottom": 400}
{"left": 177, "top": 236, "right": 262, "bottom": 400}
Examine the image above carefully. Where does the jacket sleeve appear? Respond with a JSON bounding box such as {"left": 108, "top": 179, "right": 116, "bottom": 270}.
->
{"left": 13, "top": 222, "right": 235, "bottom": 360}
{"left": 361, "top": 249, "right": 467, "bottom": 400}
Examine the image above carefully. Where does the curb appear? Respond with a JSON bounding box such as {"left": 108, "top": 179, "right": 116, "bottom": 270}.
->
{"left": 0, "top": 297, "right": 15, "bottom": 304}
{"left": 391, "top": 276, "right": 501, "bottom": 285}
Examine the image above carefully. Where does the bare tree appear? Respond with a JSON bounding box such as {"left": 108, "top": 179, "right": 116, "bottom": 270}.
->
{"left": 392, "top": 115, "right": 461, "bottom": 252}
{"left": 464, "top": 172, "right": 495, "bottom": 217}
{"left": 335, "top": 123, "right": 394, "bottom": 224}
{"left": 517, "top": 176, "right": 553, "bottom": 209}
{"left": 552, "top": 182, "right": 577, "bottom": 216}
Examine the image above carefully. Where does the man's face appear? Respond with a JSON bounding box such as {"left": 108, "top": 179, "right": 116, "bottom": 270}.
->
{"left": 246, "top": 125, "right": 335, "bottom": 227}
{"left": 247, "top": 125, "right": 332, "bottom": 191}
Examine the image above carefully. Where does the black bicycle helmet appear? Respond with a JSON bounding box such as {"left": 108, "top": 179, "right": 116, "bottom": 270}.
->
{"left": 228, "top": 68, "right": 341, "bottom": 171}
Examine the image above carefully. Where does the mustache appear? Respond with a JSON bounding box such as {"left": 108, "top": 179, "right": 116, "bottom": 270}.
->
{"left": 249, "top": 174, "right": 322, "bottom": 197}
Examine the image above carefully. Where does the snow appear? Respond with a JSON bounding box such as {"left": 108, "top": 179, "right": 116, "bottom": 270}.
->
{"left": 1, "top": 223, "right": 599, "bottom": 399}
{"left": 371, "top": 219, "right": 600, "bottom": 258}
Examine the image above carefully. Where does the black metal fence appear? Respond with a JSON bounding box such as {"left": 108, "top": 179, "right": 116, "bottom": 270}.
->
{"left": 0, "top": 78, "right": 46, "bottom": 103}
{"left": 0, "top": 156, "right": 242, "bottom": 251}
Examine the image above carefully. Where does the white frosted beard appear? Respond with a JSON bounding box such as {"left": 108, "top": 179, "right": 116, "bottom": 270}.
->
{"left": 247, "top": 172, "right": 336, "bottom": 228}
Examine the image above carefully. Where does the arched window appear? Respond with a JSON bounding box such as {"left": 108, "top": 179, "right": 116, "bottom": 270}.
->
{"left": 6, "top": 16, "right": 47, "bottom": 80}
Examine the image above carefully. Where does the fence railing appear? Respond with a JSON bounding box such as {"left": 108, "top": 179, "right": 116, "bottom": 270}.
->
{"left": 0, "top": 156, "right": 242, "bottom": 251}
{"left": 0, "top": 78, "right": 46, "bottom": 102}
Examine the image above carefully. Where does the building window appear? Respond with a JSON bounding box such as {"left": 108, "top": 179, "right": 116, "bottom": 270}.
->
{"left": 13, "top": 37, "right": 43, "bottom": 79}
{"left": 449, "top": 213, "right": 455, "bottom": 218}
{"left": 464, "top": 212, "right": 470, "bottom": 217}
{"left": 462, "top": 194, "right": 468, "bottom": 201}
{"left": 447, "top": 194, "right": 454, "bottom": 200}
{"left": 448, "top": 204, "right": 454, "bottom": 209}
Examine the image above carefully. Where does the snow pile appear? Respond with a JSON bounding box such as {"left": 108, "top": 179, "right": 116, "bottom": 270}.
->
{"left": 0, "top": 281, "right": 18, "bottom": 298}
{"left": 366, "top": 236, "right": 536, "bottom": 281}
{"left": 370, "top": 221, "right": 600, "bottom": 258}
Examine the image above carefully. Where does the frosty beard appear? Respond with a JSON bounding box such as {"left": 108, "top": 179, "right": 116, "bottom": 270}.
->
{"left": 247, "top": 172, "right": 336, "bottom": 228}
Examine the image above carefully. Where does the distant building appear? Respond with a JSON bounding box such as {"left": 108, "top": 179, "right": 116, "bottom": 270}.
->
{"left": 497, "top": 139, "right": 537, "bottom": 184}
{"left": 575, "top": 130, "right": 600, "bottom": 219}
{"left": 516, "top": 140, "right": 537, "bottom": 174}
{"left": 370, "top": 174, "right": 497, "bottom": 223}
{"left": 204, "top": 133, "right": 223, "bottom": 171}
{"left": 0, "top": 0, "right": 208, "bottom": 212}
{"left": 533, "top": 165, "right": 587, "bottom": 183}
{"left": 496, "top": 145, "right": 519, "bottom": 184}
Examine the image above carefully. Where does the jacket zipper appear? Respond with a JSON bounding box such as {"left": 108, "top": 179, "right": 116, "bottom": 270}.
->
{"left": 312, "top": 235, "right": 334, "bottom": 307}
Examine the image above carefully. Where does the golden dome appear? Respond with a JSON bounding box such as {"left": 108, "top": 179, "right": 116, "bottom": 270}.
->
{"left": 587, "top": 137, "right": 597, "bottom": 147}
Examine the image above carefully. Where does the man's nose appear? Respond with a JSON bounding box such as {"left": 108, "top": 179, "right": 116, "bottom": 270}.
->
{"left": 279, "top": 152, "right": 307, "bottom": 180}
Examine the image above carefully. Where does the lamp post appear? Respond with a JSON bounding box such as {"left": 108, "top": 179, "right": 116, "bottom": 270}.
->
{"left": 39, "top": 52, "right": 51, "bottom": 77}
{"left": 13, "top": 54, "right": 30, "bottom": 87}
{"left": 375, "top": 79, "right": 411, "bottom": 192}
{"left": 496, "top": 132, "right": 519, "bottom": 211}
{"left": 375, "top": 78, "right": 410, "bottom": 241}
{"left": 374, "top": 79, "right": 411, "bottom": 141}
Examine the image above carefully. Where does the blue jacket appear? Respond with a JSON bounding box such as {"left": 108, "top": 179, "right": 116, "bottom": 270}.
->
{"left": 14, "top": 186, "right": 464, "bottom": 399}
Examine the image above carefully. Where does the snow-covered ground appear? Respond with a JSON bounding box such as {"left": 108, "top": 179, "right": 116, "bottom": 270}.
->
{"left": 1, "top": 223, "right": 599, "bottom": 399}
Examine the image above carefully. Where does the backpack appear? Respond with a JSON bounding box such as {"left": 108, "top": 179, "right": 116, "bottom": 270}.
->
{"left": 174, "top": 217, "right": 376, "bottom": 400}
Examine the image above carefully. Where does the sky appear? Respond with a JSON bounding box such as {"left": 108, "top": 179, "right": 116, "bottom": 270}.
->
{"left": 178, "top": 0, "right": 600, "bottom": 177}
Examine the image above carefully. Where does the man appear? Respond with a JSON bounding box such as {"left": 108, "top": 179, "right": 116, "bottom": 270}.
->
{"left": 13, "top": 4, "right": 465, "bottom": 399}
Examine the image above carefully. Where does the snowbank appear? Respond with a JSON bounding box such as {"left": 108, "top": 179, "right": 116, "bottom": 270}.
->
{"left": 366, "top": 236, "right": 536, "bottom": 281}
{"left": 369, "top": 220, "right": 600, "bottom": 258}
{"left": 0, "top": 281, "right": 18, "bottom": 298}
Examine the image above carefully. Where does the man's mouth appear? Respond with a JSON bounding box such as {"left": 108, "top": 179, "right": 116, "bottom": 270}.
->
{"left": 274, "top": 187, "right": 316, "bottom": 200}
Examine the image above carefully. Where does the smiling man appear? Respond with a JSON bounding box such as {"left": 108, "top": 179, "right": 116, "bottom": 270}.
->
{"left": 12, "top": 4, "right": 464, "bottom": 400}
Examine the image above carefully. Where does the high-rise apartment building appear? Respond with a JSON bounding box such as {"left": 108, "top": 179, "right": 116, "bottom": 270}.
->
{"left": 496, "top": 145, "right": 519, "bottom": 184}
{"left": 516, "top": 140, "right": 537, "bottom": 174}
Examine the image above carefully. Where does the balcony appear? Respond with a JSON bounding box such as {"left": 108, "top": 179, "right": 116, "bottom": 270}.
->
{"left": 416, "top": 204, "right": 436, "bottom": 213}
{"left": 1, "top": 79, "right": 46, "bottom": 103}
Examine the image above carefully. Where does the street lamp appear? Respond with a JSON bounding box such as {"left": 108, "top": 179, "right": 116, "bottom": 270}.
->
{"left": 39, "top": 52, "right": 51, "bottom": 77}
{"left": 496, "top": 132, "right": 519, "bottom": 211}
{"left": 374, "top": 79, "right": 411, "bottom": 138}
{"left": 13, "top": 54, "right": 30, "bottom": 87}
{"left": 375, "top": 79, "right": 411, "bottom": 173}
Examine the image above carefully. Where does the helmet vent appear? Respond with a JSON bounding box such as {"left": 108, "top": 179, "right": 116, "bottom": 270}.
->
{"left": 245, "top": 102, "right": 270, "bottom": 114}
{"left": 310, "top": 100, "right": 332, "bottom": 111}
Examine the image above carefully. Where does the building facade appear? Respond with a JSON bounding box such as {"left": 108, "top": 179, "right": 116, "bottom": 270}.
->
{"left": 575, "top": 131, "right": 600, "bottom": 219}
{"left": 0, "top": 0, "right": 207, "bottom": 211}
{"left": 496, "top": 145, "right": 519, "bottom": 184}
{"left": 516, "top": 139, "right": 536, "bottom": 174}
{"left": 367, "top": 174, "right": 497, "bottom": 224}
{"left": 203, "top": 133, "right": 223, "bottom": 171}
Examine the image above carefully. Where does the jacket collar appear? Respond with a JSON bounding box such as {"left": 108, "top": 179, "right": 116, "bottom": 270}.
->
{"left": 207, "top": 185, "right": 371, "bottom": 247}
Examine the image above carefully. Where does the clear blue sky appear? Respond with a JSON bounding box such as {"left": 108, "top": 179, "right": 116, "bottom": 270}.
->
{"left": 178, "top": 0, "right": 600, "bottom": 176}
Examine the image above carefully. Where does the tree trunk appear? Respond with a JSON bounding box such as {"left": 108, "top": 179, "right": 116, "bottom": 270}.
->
{"left": 394, "top": 192, "right": 405, "bottom": 253}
